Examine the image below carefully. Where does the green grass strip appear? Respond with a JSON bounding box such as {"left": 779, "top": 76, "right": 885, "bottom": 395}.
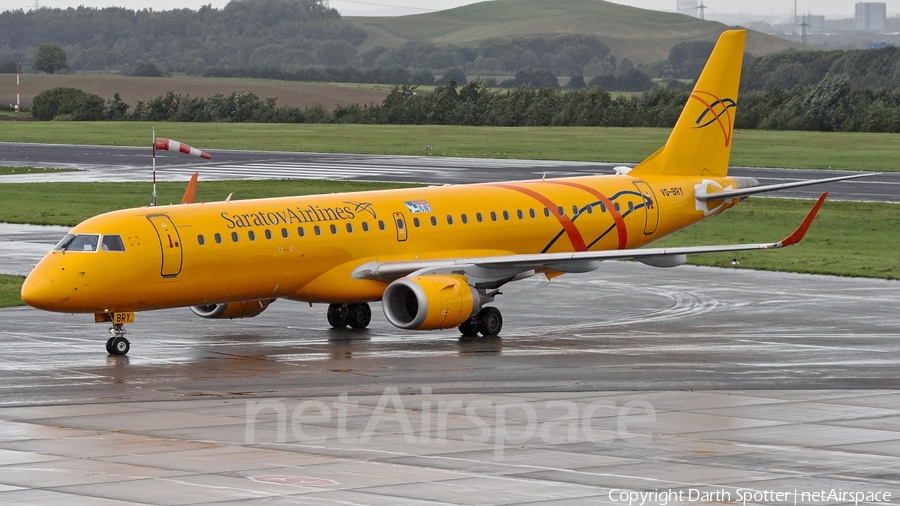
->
{"left": 0, "top": 166, "right": 79, "bottom": 175}
{"left": 0, "top": 274, "right": 24, "bottom": 308}
{"left": 0, "top": 180, "right": 418, "bottom": 226}
{"left": 0, "top": 123, "right": 898, "bottom": 172}
{"left": 654, "top": 198, "right": 899, "bottom": 279}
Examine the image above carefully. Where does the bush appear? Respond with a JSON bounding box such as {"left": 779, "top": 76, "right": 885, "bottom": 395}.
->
{"left": 32, "top": 87, "right": 104, "bottom": 121}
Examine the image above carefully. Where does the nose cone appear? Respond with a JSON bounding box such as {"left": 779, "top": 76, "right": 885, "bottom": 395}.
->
{"left": 21, "top": 272, "right": 58, "bottom": 311}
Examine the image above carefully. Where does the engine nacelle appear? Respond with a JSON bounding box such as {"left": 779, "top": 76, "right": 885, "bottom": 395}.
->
{"left": 382, "top": 275, "right": 481, "bottom": 330}
{"left": 190, "top": 299, "right": 275, "bottom": 319}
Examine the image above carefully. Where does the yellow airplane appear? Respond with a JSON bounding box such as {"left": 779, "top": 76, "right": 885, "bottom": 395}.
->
{"left": 21, "top": 30, "right": 872, "bottom": 356}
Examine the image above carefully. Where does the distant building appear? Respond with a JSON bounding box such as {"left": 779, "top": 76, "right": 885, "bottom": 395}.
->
{"left": 677, "top": 0, "right": 700, "bottom": 18}
{"left": 869, "top": 41, "right": 895, "bottom": 48}
{"left": 855, "top": 2, "right": 886, "bottom": 31}
{"left": 796, "top": 15, "right": 825, "bottom": 32}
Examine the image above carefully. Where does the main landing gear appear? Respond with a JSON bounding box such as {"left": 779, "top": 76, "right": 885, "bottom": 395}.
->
{"left": 105, "top": 324, "right": 130, "bottom": 356}
{"left": 327, "top": 303, "right": 372, "bottom": 329}
{"left": 459, "top": 306, "right": 503, "bottom": 338}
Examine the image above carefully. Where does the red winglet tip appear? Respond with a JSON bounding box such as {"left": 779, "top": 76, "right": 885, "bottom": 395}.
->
{"left": 781, "top": 192, "right": 828, "bottom": 247}
{"left": 181, "top": 172, "right": 199, "bottom": 205}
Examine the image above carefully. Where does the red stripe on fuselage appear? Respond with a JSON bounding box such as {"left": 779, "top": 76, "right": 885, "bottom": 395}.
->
{"left": 488, "top": 183, "right": 588, "bottom": 252}
{"left": 544, "top": 181, "right": 628, "bottom": 249}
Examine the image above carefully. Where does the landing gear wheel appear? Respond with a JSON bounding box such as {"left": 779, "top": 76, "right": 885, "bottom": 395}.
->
{"left": 327, "top": 303, "right": 348, "bottom": 328}
{"left": 458, "top": 317, "right": 479, "bottom": 337}
{"left": 477, "top": 307, "right": 503, "bottom": 337}
{"left": 105, "top": 337, "right": 115, "bottom": 355}
{"left": 346, "top": 303, "right": 371, "bottom": 329}
{"left": 110, "top": 336, "right": 130, "bottom": 356}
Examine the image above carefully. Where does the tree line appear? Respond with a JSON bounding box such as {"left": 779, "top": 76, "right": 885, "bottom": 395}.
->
{"left": 32, "top": 76, "right": 900, "bottom": 133}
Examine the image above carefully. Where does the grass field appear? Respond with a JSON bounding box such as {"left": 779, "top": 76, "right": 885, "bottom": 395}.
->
{"left": 0, "top": 180, "right": 419, "bottom": 226}
{"left": 0, "top": 74, "right": 390, "bottom": 112}
{"left": 0, "top": 274, "right": 23, "bottom": 308}
{"left": 0, "top": 166, "right": 77, "bottom": 175}
{"left": 0, "top": 123, "right": 898, "bottom": 172}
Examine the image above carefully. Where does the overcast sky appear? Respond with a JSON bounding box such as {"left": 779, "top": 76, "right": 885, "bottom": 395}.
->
{"left": 0, "top": 0, "right": 892, "bottom": 21}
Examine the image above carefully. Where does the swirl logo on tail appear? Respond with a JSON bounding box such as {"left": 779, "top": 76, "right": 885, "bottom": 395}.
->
{"left": 691, "top": 91, "right": 736, "bottom": 147}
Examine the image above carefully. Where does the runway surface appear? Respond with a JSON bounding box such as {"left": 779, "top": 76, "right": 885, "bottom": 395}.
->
{"left": 1, "top": 143, "right": 899, "bottom": 504}
{"left": 1, "top": 142, "right": 896, "bottom": 202}
{"left": 1, "top": 262, "right": 899, "bottom": 504}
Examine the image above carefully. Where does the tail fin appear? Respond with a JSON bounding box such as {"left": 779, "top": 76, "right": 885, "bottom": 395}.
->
{"left": 630, "top": 30, "right": 746, "bottom": 178}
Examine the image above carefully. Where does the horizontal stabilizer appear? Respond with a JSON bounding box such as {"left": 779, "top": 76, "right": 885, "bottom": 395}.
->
{"left": 697, "top": 173, "right": 875, "bottom": 201}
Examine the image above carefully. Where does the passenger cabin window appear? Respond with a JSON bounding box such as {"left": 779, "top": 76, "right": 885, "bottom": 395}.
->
{"left": 461, "top": 214, "right": 468, "bottom": 224}
{"left": 544, "top": 207, "right": 551, "bottom": 218}
{"left": 197, "top": 234, "right": 205, "bottom": 246}
{"left": 362, "top": 222, "right": 370, "bottom": 232}
{"left": 378, "top": 220, "right": 385, "bottom": 231}
{"left": 516, "top": 210, "right": 524, "bottom": 220}
{"left": 281, "top": 228, "right": 288, "bottom": 238}
{"left": 314, "top": 225, "right": 321, "bottom": 236}
{"left": 502, "top": 211, "right": 509, "bottom": 221}
{"left": 54, "top": 234, "right": 100, "bottom": 252}
{"left": 558, "top": 206, "right": 565, "bottom": 216}
{"left": 529, "top": 209, "right": 536, "bottom": 219}
{"left": 614, "top": 202, "right": 620, "bottom": 212}
{"left": 265, "top": 230, "right": 273, "bottom": 240}
{"left": 413, "top": 217, "right": 420, "bottom": 228}
{"left": 476, "top": 213, "right": 483, "bottom": 223}
{"left": 430, "top": 216, "right": 437, "bottom": 226}
{"left": 101, "top": 234, "right": 125, "bottom": 251}
{"left": 572, "top": 205, "right": 579, "bottom": 216}
{"left": 214, "top": 233, "right": 222, "bottom": 244}
{"left": 628, "top": 201, "right": 634, "bottom": 211}
{"left": 297, "top": 226, "right": 305, "bottom": 237}
{"left": 446, "top": 215, "right": 454, "bottom": 225}
{"left": 346, "top": 223, "right": 353, "bottom": 233}
{"left": 490, "top": 212, "right": 497, "bottom": 222}
{"left": 330, "top": 224, "right": 337, "bottom": 235}
{"left": 248, "top": 231, "right": 256, "bottom": 241}
{"left": 231, "top": 232, "right": 239, "bottom": 242}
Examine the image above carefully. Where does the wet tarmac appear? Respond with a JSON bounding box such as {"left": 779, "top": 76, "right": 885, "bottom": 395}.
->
{"left": 1, "top": 258, "right": 899, "bottom": 504}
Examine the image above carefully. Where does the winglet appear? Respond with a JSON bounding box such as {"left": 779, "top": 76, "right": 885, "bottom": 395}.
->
{"left": 181, "top": 172, "right": 199, "bottom": 205}
{"left": 777, "top": 192, "right": 828, "bottom": 248}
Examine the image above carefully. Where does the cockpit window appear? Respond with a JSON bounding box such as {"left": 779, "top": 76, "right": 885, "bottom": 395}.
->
{"left": 54, "top": 234, "right": 100, "bottom": 252}
{"left": 53, "top": 234, "right": 76, "bottom": 251}
{"left": 101, "top": 235, "right": 126, "bottom": 252}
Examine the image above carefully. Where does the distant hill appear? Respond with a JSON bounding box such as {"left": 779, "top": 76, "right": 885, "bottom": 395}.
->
{"left": 346, "top": 0, "right": 807, "bottom": 66}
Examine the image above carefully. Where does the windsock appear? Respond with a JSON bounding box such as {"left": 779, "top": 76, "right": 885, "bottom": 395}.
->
{"left": 153, "top": 138, "right": 211, "bottom": 160}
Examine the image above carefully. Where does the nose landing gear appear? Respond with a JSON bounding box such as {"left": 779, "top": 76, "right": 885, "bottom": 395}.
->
{"left": 105, "top": 324, "right": 130, "bottom": 356}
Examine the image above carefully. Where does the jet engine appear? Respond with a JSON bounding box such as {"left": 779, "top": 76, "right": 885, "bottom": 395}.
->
{"left": 382, "top": 275, "right": 481, "bottom": 330}
{"left": 190, "top": 299, "right": 275, "bottom": 319}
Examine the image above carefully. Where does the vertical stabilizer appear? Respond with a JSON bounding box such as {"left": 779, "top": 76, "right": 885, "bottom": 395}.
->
{"left": 630, "top": 30, "right": 746, "bottom": 178}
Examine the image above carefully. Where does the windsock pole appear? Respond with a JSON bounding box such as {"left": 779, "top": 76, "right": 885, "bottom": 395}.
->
{"left": 151, "top": 128, "right": 157, "bottom": 207}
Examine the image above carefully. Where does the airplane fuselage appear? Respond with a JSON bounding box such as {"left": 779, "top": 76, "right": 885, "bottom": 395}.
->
{"left": 21, "top": 173, "right": 741, "bottom": 314}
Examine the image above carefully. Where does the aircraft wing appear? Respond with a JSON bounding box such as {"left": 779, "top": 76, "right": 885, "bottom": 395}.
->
{"left": 696, "top": 173, "right": 875, "bottom": 201}
{"left": 353, "top": 193, "right": 828, "bottom": 284}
